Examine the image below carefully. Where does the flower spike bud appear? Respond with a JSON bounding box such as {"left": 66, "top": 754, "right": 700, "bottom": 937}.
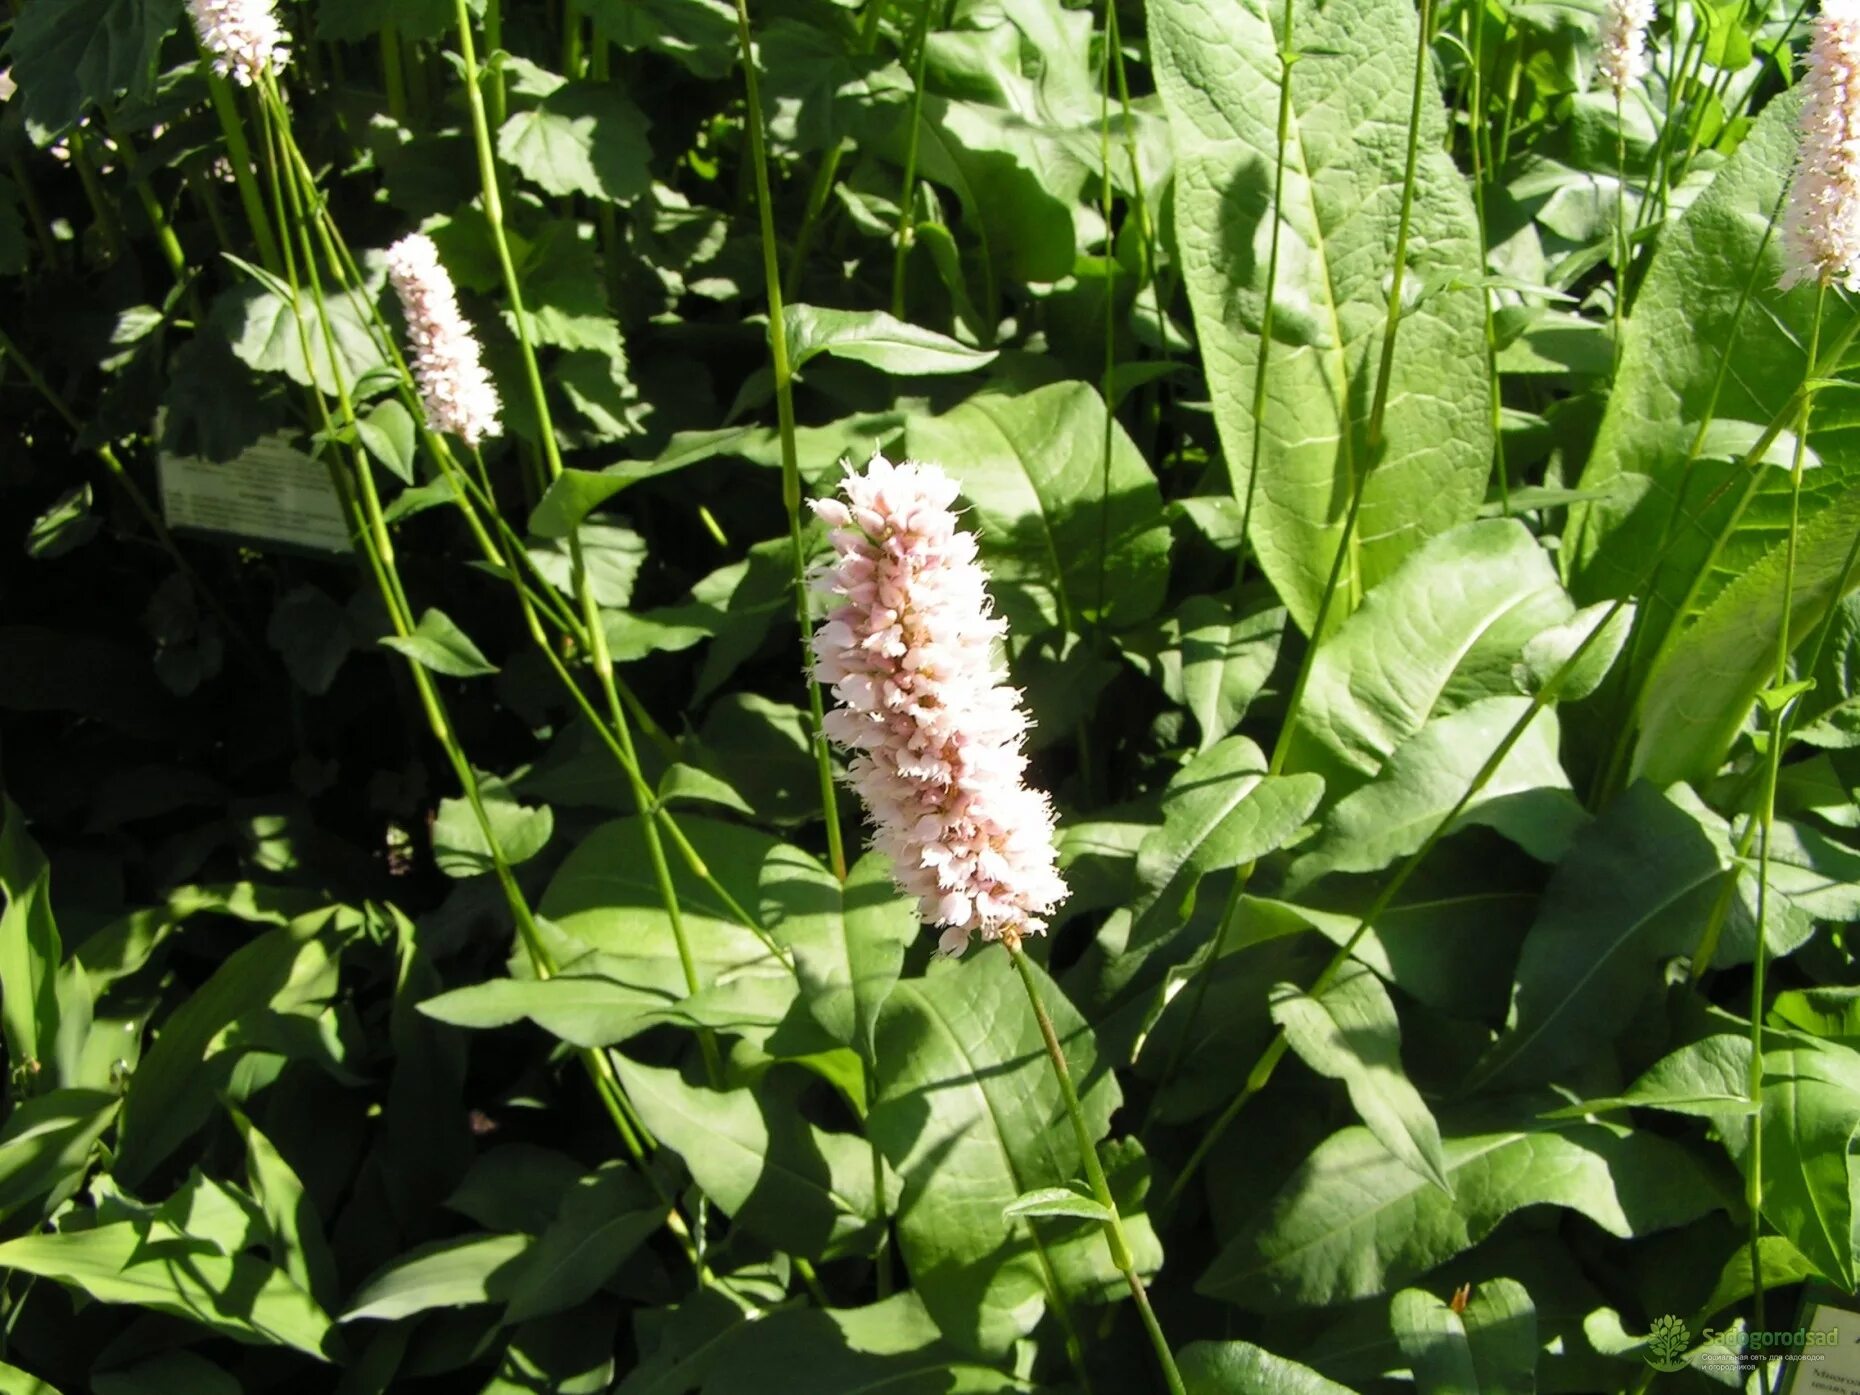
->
{"left": 1782, "top": 0, "right": 1860, "bottom": 291}
{"left": 187, "top": 0, "right": 290, "bottom": 87}
{"left": 809, "top": 452, "right": 1068, "bottom": 956}
{"left": 385, "top": 233, "right": 503, "bottom": 449}
{"left": 1596, "top": 0, "right": 1655, "bottom": 98}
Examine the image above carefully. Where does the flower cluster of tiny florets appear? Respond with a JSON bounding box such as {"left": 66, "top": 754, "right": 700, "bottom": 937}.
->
{"left": 1782, "top": 0, "right": 1860, "bottom": 290}
{"left": 809, "top": 453, "right": 1067, "bottom": 956}
{"left": 187, "top": 0, "right": 290, "bottom": 87}
{"left": 385, "top": 233, "right": 503, "bottom": 449}
{"left": 1596, "top": 0, "right": 1656, "bottom": 97}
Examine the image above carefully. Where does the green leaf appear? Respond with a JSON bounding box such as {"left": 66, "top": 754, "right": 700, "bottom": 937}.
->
{"left": 0, "top": 1357, "right": 63, "bottom": 1395}
{"left": 907, "top": 381, "right": 1171, "bottom": 631}
{"left": 1003, "top": 1187, "right": 1113, "bottom": 1223}
{"left": 783, "top": 305, "right": 998, "bottom": 376}
{"left": 343, "top": 1234, "right": 532, "bottom": 1322}
{"left": 1568, "top": 88, "right": 1860, "bottom": 694}
{"left": 528, "top": 468, "right": 632, "bottom": 538}
{"left": 25, "top": 484, "right": 99, "bottom": 560}
{"left": 229, "top": 1105, "right": 338, "bottom": 1303}
{"left": 1474, "top": 783, "right": 1727, "bottom": 1090}
{"left": 760, "top": 847, "right": 915, "bottom": 1075}
{"left": 1272, "top": 961, "right": 1451, "bottom": 1195}
{"left": 0, "top": 795, "right": 63, "bottom": 1084}
{"left": 0, "top": 1221, "right": 333, "bottom": 1357}
{"left": 214, "top": 259, "right": 387, "bottom": 398}
{"left": 1730, "top": 1041, "right": 1860, "bottom": 1290}
{"left": 1200, "top": 1108, "right": 1719, "bottom": 1310}
{"left": 0, "top": 1088, "right": 117, "bottom": 1224}
{"left": 1178, "top": 596, "right": 1286, "bottom": 753}
{"left": 1150, "top": 0, "right": 1492, "bottom": 633}
{"left": 501, "top": 1163, "right": 665, "bottom": 1323}
{"left": 91, "top": 1352, "right": 239, "bottom": 1395}
{"left": 2, "top": 0, "right": 180, "bottom": 139}
{"left": 527, "top": 522, "right": 647, "bottom": 610}
{"left": 869, "top": 953, "right": 1157, "bottom": 1355}
{"left": 613, "top": 1057, "right": 886, "bottom": 1262}
{"left": 656, "top": 763, "right": 754, "bottom": 816}
{"left": 1131, "top": 737, "right": 1326, "bottom": 946}
{"left": 355, "top": 399, "right": 418, "bottom": 486}
{"left": 1178, "top": 1341, "right": 1360, "bottom": 1395}
{"left": 115, "top": 908, "right": 356, "bottom": 1186}
{"left": 1547, "top": 1035, "right": 1756, "bottom": 1121}
{"left": 1288, "top": 697, "right": 1583, "bottom": 887}
{"left": 432, "top": 781, "right": 553, "bottom": 876}
{"left": 1285, "top": 520, "right": 1573, "bottom": 782}
{"left": 382, "top": 608, "right": 499, "bottom": 678}
{"left": 1635, "top": 482, "right": 1860, "bottom": 784}
{"left": 421, "top": 956, "right": 758, "bottom": 1048}
{"left": 1513, "top": 601, "right": 1635, "bottom": 701}
{"left": 1391, "top": 1279, "right": 1537, "bottom": 1395}
{"left": 539, "top": 816, "right": 797, "bottom": 1040}
{"left": 699, "top": 1292, "right": 1030, "bottom": 1395}
{"left": 497, "top": 82, "right": 652, "bottom": 202}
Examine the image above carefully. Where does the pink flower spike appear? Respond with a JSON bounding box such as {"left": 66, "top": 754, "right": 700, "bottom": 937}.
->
{"left": 1782, "top": 0, "right": 1860, "bottom": 291}
{"left": 809, "top": 452, "right": 1068, "bottom": 956}
{"left": 187, "top": 0, "right": 290, "bottom": 86}
{"left": 385, "top": 233, "right": 503, "bottom": 449}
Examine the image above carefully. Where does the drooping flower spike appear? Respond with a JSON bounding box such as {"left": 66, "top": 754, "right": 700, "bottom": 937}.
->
{"left": 1595, "top": 0, "right": 1655, "bottom": 98}
{"left": 187, "top": 0, "right": 291, "bottom": 87}
{"left": 1781, "top": 0, "right": 1860, "bottom": 291}
{"left": 809, "top": 453, "right": 1067, "bottom": 956}
{"left": 385, "top": 233, "right": 503, "bottom": 449}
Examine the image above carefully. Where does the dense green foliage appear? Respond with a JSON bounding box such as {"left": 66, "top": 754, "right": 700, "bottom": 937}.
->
{"left": 2, "top": 0, "right": 1858, "bottom": 1389}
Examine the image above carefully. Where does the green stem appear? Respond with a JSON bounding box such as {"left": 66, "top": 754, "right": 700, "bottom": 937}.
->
{"left": 381, "top": 27, "right": 408, "bottom": 123}
{"left": 733, "top": 0, "right": 850, "bottom": 881}
{"left": 1745, "top": 284, "right": 1827, "bottom": 1389}
{"left": 449, "top": 2, "right": 725, "bottom": 1081}
{"left": 1005, "top": 942, "right": 1185, "bottom": 1395}
{"left": 203, "top": 68, "right": 283, "bottom": 273}
{"left": 890, "top": 0, "right": 936, "bottom": 320}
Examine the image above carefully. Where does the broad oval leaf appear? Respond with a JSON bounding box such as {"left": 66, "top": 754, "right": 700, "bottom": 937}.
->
{"left": 1150, "top": 0, "right": 1493, "bottom": 633}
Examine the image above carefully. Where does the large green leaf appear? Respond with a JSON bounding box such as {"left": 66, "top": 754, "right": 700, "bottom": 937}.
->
{"left": 497, "top": 82, "right": 653, "bottom": 203}
{"left": 868, "top": 953, "right": 1152, "bottom": 1355}
{"left": 3, "top": 0, "right": 180, "bottom": 139}
{"left": 0, "top": 1221, "right": 333, "bottom": 1357}
{"left": 1731, "top": 1041, "right": 1860, "bottom": 1291}
{"left": 1150, "top": 0, "right": 1492, "bottom": 633}
{"left": 1284, "top": 521, "right": 1573, "bottom": 783}
{"left": 501, "top": 1164, "right": 665, "bottom": 1323}
{"left": 1288, "top": 698, "right": 1582, "bottom": 887}
{"left": 115, "top": 908, "right": 357, "bottom": 1186}
{"left": 539, "top": 817, "right": 795, "bottom": 1035}
{"left": 759, "top": 848, "right": 917, "bottom": 1077}
{"left": 1390, "top": 1279, "right": 1537, "bottom": 1395}
{"left": 1475, "top": 783, "right": 1727, "bottom": 1090}
{"left": 212, "top": 261, "right": 388, "bottom": 398}
{"left": 1178, "top": 1341, "right": 1360, "bottom": 1395}
{"left": 613, "top": 1057, "right": 885, "bottom": 1262}
{"left": 0, "top": 1088, "right": 118, "bottom": 1224}
{"left": 906, "top": 381, "right": 1171, "bottom": 631}
{"left": 1569, "top": 89, "right": 1860, "bottom": 690}
{"left": 700, "top": 1292, "right": 1030, "bottom": 1395}
{"left": 1200, "top": 1108, "right": 1718, "bottom": 1310}
{"left": 1634, "top": 481, "right": 1860, "bottom": 784}
{"left": 0, "top": 796, "right": 63, "bottom": 1084}
{"left": 783, "top": 305, "right": 998, "bottom": 377}
{"left": 343, "top": 1234, "right": 532, "bottom": 1322}
{"left": 1272, "top": 961, "right": 1450, "bottom": 1194}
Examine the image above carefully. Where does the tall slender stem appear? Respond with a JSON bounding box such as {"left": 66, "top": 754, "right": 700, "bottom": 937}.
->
{"left": 733, "top": 0, "right": 850, "bottom": 881}
{"left": 1745, "top": 283, "right": 1828, "bottom": 1392}
{"left": 1004, "top": 940, "right": 1185, "bottom": 1395}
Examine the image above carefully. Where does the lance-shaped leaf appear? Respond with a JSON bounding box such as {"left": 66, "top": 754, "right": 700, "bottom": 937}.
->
{"left": 1272, "top": 961, "right": 1451, "bottom": 1194}
{"left": 1390, "top": 1279, "right": 1537, "bottom": 1395}
{"left": 1150, "top": 0, "right": 1492, "bottom": 633}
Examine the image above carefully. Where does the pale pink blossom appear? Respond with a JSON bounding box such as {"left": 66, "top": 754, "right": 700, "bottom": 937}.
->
{"left": 187, "top": 0, "right": 290, "bottom": 86}
{"left": 809, "top": 453, "right": 1067, "bottom": 956}
{"left": 1596, "top": 0, "right": 1655, "bottom": 97}
{"left": 385, "top": 234, "right": 502, "bottom": 449}
{"left": 1782, "top": 0, "right": 1860, "bottom": 290}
